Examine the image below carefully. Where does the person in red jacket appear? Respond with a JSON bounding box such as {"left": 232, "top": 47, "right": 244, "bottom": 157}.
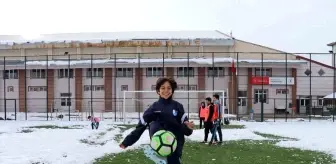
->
{"left": 199, "top": 102, "right": 206, "bottom": 129}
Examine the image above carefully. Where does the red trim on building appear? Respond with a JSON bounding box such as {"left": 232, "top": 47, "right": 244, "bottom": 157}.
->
{"left": 296, "top": 56, "right": 335, "bottom": 70}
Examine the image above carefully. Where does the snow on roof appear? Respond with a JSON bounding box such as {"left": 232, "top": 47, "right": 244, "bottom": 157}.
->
{"left": 324, "top": 92, "right": 336, "bottom": 99}
{"left": 20, "top": 57, "right": 306, "bottom": 66}
{"left": 0, "top": 31, "right": 232, "bottom": 44}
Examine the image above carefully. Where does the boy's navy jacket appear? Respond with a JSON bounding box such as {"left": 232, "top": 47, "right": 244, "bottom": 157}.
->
{"left": 121, "top": 97, "right": 193, "bottom": 155}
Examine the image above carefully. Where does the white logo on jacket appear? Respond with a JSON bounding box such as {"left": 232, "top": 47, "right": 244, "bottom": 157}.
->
{"left": 172, "top": 109, "right": 178, "bottom": 116}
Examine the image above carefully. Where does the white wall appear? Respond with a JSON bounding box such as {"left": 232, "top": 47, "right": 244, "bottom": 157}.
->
{"left": 205, "top": 68, "right": 229, "bottom": 91}
{"left": 26, "top": 77, "right": 47, "bottom": 113}
{"left": 297, "top": 61, "right": 334, "bottom": 96}
{"left": 251, "top": 68, "right": 293, "bottom": 114}
{"left": 237, "top": 68, "right": 248, "bottom": 90}
{"left": 82, "top": 69, "right": 105, "bottom": 113}
{"left": 53, "top": 70, "right": 76, "bottom": 112}
{"left": 0, "top": 70, "right": 19, "bottom": 118}
{"left": 115, "top": 69, "right": 135, "bottom": 113}
{"left": 174, "top": 67, "right": 198, "bottom": 113}
{"left": 142, "top": 69, "right": 161, "bottom": 112}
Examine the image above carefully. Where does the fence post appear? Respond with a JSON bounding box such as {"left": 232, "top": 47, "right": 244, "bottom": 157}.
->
{"left": 46, "top": 55, "right": 49, "bottom": 121}
{"left": 15, "top": 99, "right": 17, "bottom": 120}
{"left": 68, "top": 53, "right": 71, "bottom": 121}
{"left": 24, "top": 56, "right": 27, "bottom": 120}
{"left": 273, "top": 98, "right": 275, "bottom": 122}
{"left": 285, "top": 53, "right": 288, "bottom": 122}
{"left": 333, "top": 52, "right": 335, "bottom": 122}
{"left": 3, "top": 56, "right": 6, "bottom": 120}
{"left": 114, "top": 53, "right": 117, "bottom": 122}
{"left": 261, "top": 53, "right": 264, "bottom": 122}
{"left": 309, "top": 53, "right": 312, "bottom": 122}
{"left": 187, "top": 52, "right": 190, "bottom": 118}
{"left": 236, "top": 52, "right": 239, "bottom": 120}
{"left": 90, "top": 54, "right": 93, "bottom": 117}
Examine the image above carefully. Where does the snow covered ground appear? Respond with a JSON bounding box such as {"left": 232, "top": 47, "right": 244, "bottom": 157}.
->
{"left": 0, "top": 118, "right": 335, "bottom": 164}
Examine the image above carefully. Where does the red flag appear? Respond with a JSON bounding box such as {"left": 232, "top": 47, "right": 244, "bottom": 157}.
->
{"left": 231, "top": 59, "right": 236, "bottom": 74}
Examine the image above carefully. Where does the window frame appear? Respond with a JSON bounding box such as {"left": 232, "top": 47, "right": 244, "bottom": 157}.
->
{"left": 117, "top": 68, "right": 133, "bottom": 77}
{"left": 254, "top": 68, "right": 272, "bottom": 76}
{"left": 86, "top": 68, "right": 104, "bottom": 78}
{"left": 3, "top": 70, "right": 19, "bottom": 79}
{"left": 177, "top": 67, "right": 194, "bottom": 77}
{"left": 58, "top": 69, "right": 74, "bottom": 78}
{"left": 146, "top": 67, "right": 163, "bottom": 77}
{"left": 254, "top": 89, "right": 268, "bottom": 104}
{"left": 207, "top": 67, "right": 224, "bottom": 77}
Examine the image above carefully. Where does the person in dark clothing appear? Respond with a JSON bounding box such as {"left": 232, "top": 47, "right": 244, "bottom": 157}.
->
{"left": 199, "top": 102, "right": 206, "bottom": 129}
{"left": 119, "top": 77, "right": 194, "bottom": 164}
{"left": 202, "top": 97, "right": 214, "bottom": 143}
{"left": 213, "top": 94, "right": 223, "bottom": 144}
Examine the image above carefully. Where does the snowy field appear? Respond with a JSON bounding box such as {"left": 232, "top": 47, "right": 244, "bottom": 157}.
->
{"left": 0, "top": 118, "right": 335, "bottom": 164}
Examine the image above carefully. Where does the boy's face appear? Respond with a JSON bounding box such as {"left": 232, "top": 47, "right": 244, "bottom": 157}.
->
{"left": 213, "top": 96, "right": 217, "bottom": 101}
{"left": 206, "top": 100, "right": 210, "bottom": 105}
{"left": 158, "top": 81, "right": 172, "bottom": 99}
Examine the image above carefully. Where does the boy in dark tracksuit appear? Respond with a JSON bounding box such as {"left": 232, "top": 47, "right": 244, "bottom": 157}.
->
{"left": 213, "top": 94, "right": 223, "bottom": 144}
{"left": 202, "top": 97, "right": 214, "bottom": 143}
{"left": 120, "top": 77, "right": 194, "bottom": 164}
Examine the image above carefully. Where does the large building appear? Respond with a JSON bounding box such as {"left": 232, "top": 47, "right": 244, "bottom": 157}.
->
{"left": 0, "top": 31, "right": 334, "bottom": 120}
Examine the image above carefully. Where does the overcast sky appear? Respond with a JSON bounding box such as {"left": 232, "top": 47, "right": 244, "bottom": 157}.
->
{"left": 0, "top": 0, "right": 335, "bottom": 53}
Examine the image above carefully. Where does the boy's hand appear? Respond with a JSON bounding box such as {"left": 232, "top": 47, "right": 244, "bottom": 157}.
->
{"left": 119, "top": 144, "right": 126, "bottom": 149}
{"left": 184, "top": 121, "right": 194, "bottom": 129}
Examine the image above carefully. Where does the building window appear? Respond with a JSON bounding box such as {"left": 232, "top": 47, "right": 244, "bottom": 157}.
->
{"left": 177, "top": 67, "right": 194, "bottom": 77}
{"left": 189, "top": 85, "right": 197, "bottom": 91}
{"left": 60, "top": 93, "right": 72, "bottom": 97}
{"left": 121, "top": 85, "right": 128, "bottom": 91}
{"left": 117, "top": 68, "right": 133, "bottom": 77}
{"left": 84, "top": 85, "right": 105, "bottom": 91}
{"left": 207, "top": 67, "right": 224, "bottom": 77}
{"left": 30, "top": 69, "right": 46, "bottom": 79}
{"left": 28, "top": 86, "right": 47, "bottom": 92}
{"left": 238, "top": 91, "right": 247, "bottom": 106}
{"left": 58, "top": 69, "right": 73, "bottom": 78}
{"left": 300, "top": 98, "right": 310, "bottom": 107}
{"left": 176, "top": 85, "right": 197, "bottom": 91}
{"left": 254, "top": 89, "right": 268, "bottom": 103}
{"left": 3, "top": 70, "right": 18, "bottom": 79}
{"left": 61, "top": 98, "right": 71, "bottom": 106}
{"left": 86, "top": 68, "right": 103, "bottom": 78}
{"left": 317, "top": 96, "right": 324, "bottom": 106}
{"left": 177, "top": 85, "right": 185, "bottom": 90}
{"left": 255, "top": 68, "right": 272, "bottom": 76}
{"left": 7, "top": 86, "right": 14, "bottom": 92}
{"left": 151, "top": 85, "right": 156, "bottom": 91}
{"left": 146, "top": 67, "right": 163, "bottom": 77}
{"left": 238, "top": 91, "right": 247, "bottom": 97}
{"left": 276, "top": 89, "right": 289, "bottom": 94}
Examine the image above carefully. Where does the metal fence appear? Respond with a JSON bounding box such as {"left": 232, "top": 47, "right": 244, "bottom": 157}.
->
{"left": 0, "top": 52, "right": 335, "bottom": 122}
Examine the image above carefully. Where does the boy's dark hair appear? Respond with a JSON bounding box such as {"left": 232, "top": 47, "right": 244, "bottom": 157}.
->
{"left": 205, "top": 97, "right": 212, "bottom": 102}
{"left": 213, "top": 94, "right": 219, "bottom": 99}
{"left": 155, "top": 77, "right": 177, "bottom": 93}
{"left": 88, "top": 116, "right": 91, "bottom": 119}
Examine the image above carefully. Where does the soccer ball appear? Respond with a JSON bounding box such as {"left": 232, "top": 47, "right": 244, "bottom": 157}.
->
{"left": 150, "top": 130, "right": 177, "bottom": 157}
